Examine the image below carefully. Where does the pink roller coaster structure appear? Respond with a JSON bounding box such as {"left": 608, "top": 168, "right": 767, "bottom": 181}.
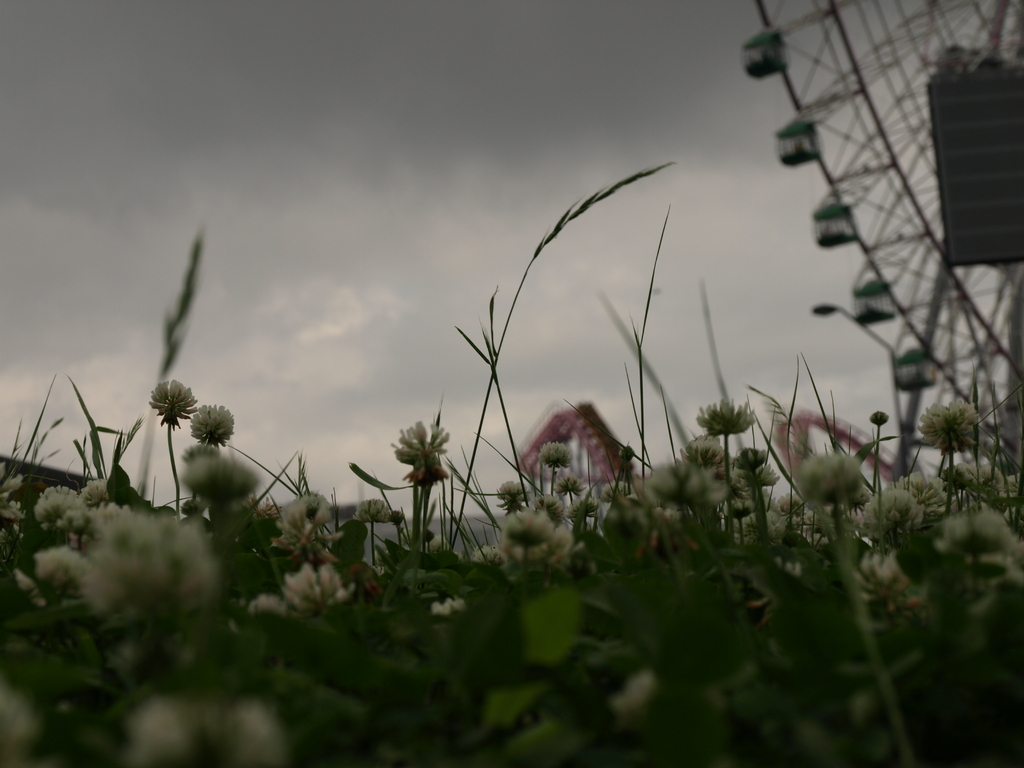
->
{"left": 772, "top": 409, "right": 897, "bottom": 483}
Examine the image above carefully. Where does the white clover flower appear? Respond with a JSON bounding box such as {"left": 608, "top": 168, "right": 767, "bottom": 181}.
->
{"left": 0, "top": 498, "right": 23, "bottom": 528}
{"left": 471, "top": 544, "right": 507, "bottom": 567}
{"left": 282, "top": 563, "right": 353, "bottom": 616}
{"left": 797, "top": 453, "right": 865, "bottom": 508}
{"left": 248, "top": 496, "right": 281, "bottom": 520}
{"left": 34, "top": 546, "right": 91, "bottom": 598}
{"left": 355, "top": 498, "right": 391, "bottom": 524}
{"left": 738, "top": 509, "right": 788, "bottom": 545}
{"left": 919, "top": 400, "right": 978, "bottom": 455}
{"left": 430, "top": 596, "right": 466, "bottom": 616}
{"left": 696, "top": 400, "right": 755, "bottom": 437}
{"left": 538, "top": 442, "right": 572, "bottom": 469}
{"left": 858, "top": 552, "right": 910, "bottom": 603}
{"left": 149, "top": 380, "right": 198, "bottom": 430}
{"left": 893, "top": 472, "right": 945, "bottom": 521}
{"left": 273, "top": 495, "right": 337, "bottom": 566}
{"left": 496, "top": 481, "right": 526, "bottom": 513}
{"left": 425, "top": 534, "right": 452, "bottom": 554}
{"left": 935, "top": 508, "right": 1018, "bottom": 560}
{"left": 566, "top": 496, "right": 600, "bottom": 522}
{"left": 394, "top": 422, "right": 450, "bottom": 486}
{"left": 953, "top": 463, "right": 1012, "bottom": 498}
{"left": 79, "top": 478, "right": 110, "bottom": 508}
{"left": 190, "top": 404, "right": 235, "bottom": 447}
{"left": 646, "top": 462, "right": 726, "bottom": 510}
{"left": 554, "top": 474, "right": 586, "bottom": 497}
{"left": 182, "top": 454, "right": 259, "bottom": 507}
{"left": 774, "top": 556, "right": 802, "bottom": 579}
{"left": 0, "top": 463, "right": 23, "bottom": 499}
{"left": 536, "top": 526, "right": 574, "bottom": 568}
{"left": 247, "top": 593, "right": 289, "bottom": 617}
{"left": 0, "top": 676, "right": 40, "bottom": 766}
{"left": 14, "top": 569, "right": 44, "bottom": 607}
{"left": 35, "top": 485, "right": 86, "bottom": 531}
{"left": 58, "top": 503, "right": 132, "bottom": 544}
{"left": 862, "top": 487, "right": 925, "bottom": 541}
{"left": 771, "top": 495, "right": 806, "bottom": 521}
{"left": 741, "top": 463, "right": 780, "bottom": 489}
{"left": 532, "top": 494, "right": 565, "bottom": 521}
{"left": 0, "top": 464, "right": 23, "bottom": 534}
{"left": 123, "top": 695, "right": 287, "bottom": 768}
{"left": 652, "top": 506, "right": 682, "bottom": 526}
{"left": 608, "top": 669, "right": 658, "bottom": 731}
{"left": 600, "top": 481, "right": 634, "bottom": 504}
{"left": 681, "top": 435, "right": 725, "bottom": 474}
{"left": 501, "top": 509, "right": 555, "bottom": 563}
{"left": 82, "top": 512, "right": 219, "bottom": 618}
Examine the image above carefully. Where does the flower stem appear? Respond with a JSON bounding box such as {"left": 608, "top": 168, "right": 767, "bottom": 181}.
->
{"left": 167, "top": 424, "right": 180, "bottom": 515}
{"left": 945, "top": 452, "right": 955, "bottom": 518}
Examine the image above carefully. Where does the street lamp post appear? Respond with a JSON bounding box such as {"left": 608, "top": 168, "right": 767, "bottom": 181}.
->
{"left": 812, "top": 303, "right": 912, "bottom": 479}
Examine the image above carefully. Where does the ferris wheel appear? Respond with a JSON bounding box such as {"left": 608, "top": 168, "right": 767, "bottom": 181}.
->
{"left": 744, "top": 0, "right": 1024, "bottom": 474}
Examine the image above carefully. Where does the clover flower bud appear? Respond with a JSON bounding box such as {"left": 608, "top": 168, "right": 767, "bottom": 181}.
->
{"left": 918, "top": 400, "right": 978, "bottom": 455}
{"left": 149, "top": 380, "right": 198, "bottom": 429}
{"left": 870, "top": 411, "right": 890, "bottom": 427}
{"left": 190, "top": 404, "right": 235, "bottom": 447}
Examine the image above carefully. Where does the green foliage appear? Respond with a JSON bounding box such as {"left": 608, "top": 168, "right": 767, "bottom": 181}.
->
{"left": 8, "top": 170, "right": 1024, "bottom": 768}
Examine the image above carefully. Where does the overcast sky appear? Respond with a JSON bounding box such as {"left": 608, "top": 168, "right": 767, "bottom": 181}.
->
{"left": 0, "top": 2, "right": 897, "bottom": 506}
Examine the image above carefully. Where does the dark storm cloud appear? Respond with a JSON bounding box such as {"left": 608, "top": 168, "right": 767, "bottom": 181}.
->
{"left": 0, "top": 2, "right": 764, "bottom": 213}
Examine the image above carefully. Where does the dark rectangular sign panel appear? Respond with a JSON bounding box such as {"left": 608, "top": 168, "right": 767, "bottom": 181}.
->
{"left": 929, "top": 68, "right": 1024, "bottom": 266}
